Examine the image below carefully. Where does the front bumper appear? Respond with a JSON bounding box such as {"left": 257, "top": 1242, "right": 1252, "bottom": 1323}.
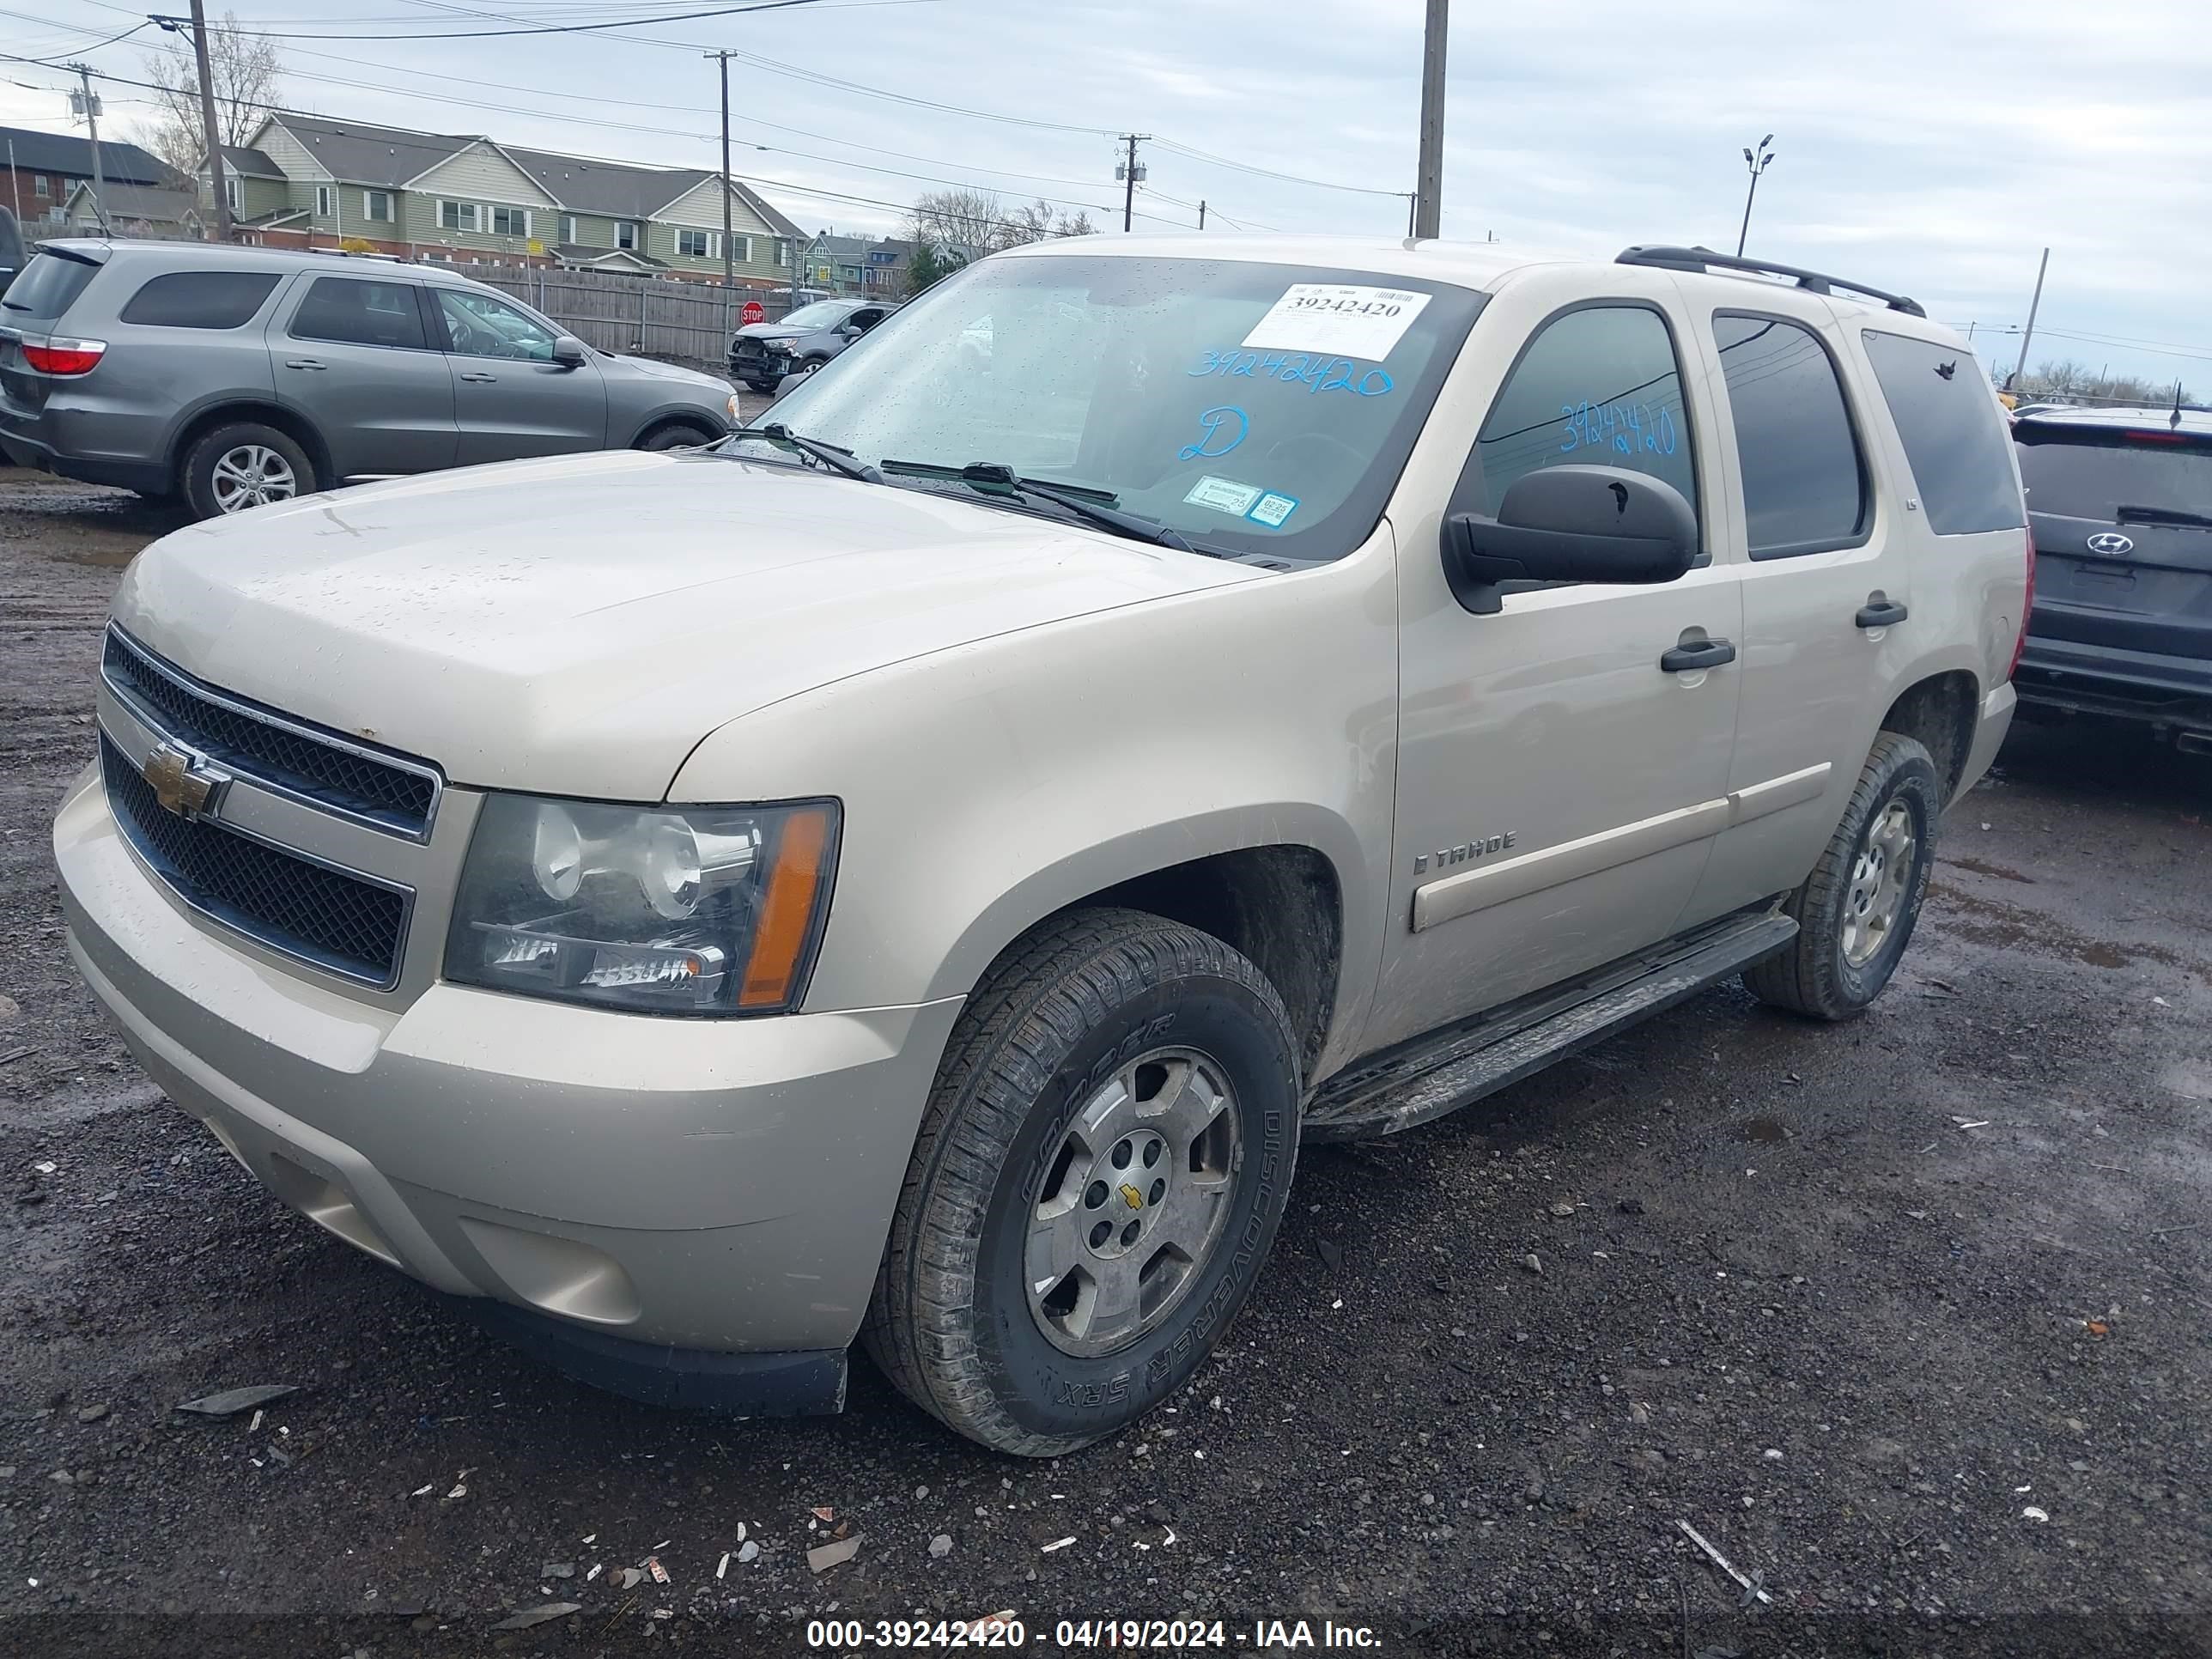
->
{"left": 54, "top": 763, "right": 963, "bottom": 1378}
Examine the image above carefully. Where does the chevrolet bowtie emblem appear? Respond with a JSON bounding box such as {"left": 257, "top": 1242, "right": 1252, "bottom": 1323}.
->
{"left": 1119, "top": 1182, "right": 1144, "bottom": 1211}
{"left": 142, "top": 744, "right": 230, "bottom": 822}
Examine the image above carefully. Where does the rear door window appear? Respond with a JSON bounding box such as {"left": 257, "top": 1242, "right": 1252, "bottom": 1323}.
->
{"left": 118, "top": 270, "right": 282, "bottom": 330}
{"left": 0, "top": 249, "right": 102, "bottom": 322}
{"left": 289, "top": 276, "right": 430, "bottom": 350}
{"left": 2014, "top": 428, "right": 2212, "bottom": 527}
{"left": 1860, "top": 330, "right": 2023, "bottom": 535}
{"left": 1464, "top": 303, "right": 1699, "bottom": 533}
{"left": 1712, "top": 313, "right": 1867, "bottom": 558}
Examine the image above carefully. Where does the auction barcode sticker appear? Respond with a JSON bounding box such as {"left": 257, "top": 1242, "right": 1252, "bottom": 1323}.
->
{"left": 1241, "top": 283, "right": 1432, "bottom": 362}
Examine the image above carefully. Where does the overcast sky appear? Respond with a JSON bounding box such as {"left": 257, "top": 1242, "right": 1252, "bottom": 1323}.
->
{"left": 5, "top": 0, "right": 2207, "bottom": 387}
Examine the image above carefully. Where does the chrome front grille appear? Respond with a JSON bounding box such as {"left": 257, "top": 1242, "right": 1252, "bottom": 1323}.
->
{"left": 100, "top": 734, "right": 410, "bottom": 987}
{"left": 101, "top": 627, "right": 441, "bottom": 838}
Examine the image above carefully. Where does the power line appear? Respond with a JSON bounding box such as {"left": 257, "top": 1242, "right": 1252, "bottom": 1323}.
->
{"left": 142, "top": 0, "right": 827, "bottom": 41}
{"left": 1152, "top": 136, "right": 1407, "bottom": 201}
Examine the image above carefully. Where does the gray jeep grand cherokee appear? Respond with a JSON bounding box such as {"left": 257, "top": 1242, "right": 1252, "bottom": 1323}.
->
{"left": 0, "top": 241, "right": 732, "bottom": 518}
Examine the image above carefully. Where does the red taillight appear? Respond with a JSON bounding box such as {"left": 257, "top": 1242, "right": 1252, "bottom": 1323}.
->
{"left": 21, "top": 339, "right": 106, "bottom": 376}
{"left": 2008, "top": 529, "right": 2037, "bottom": 680}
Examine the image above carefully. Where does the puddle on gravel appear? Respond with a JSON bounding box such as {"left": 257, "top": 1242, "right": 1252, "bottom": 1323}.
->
{"left": 1946, "top": 855, "right": 2037, "bottom": 884}
{"left": 1741, "top": 1116, "right": 1790, "bottom": 1143}
{"left": 1928, "top": 882, "right": 2203, "bottom": 977}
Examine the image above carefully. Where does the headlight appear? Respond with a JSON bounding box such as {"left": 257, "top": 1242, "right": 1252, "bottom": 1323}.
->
{"left": 445, "top": 794, "right": 839, "bottom": 1016}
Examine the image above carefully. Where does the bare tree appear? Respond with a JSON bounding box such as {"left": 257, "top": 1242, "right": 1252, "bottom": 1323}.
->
{"left": 2019, "top": 359, "right": 2189, "bottom": 408}
{"left": 997, "top": 198, "right": 1095, "bottom": 246}
{"left": 137, "top": 15, "right": 283, "bottom": 174}
{"left": 908, "top": 187, "right": 1006, "bottom": 262}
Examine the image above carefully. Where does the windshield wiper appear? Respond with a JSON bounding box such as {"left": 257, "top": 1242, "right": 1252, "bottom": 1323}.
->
{"left": 878, "top": 459, "right": 1197, "bottom": 551}
{"left": 726, "top": 423, "right": 883, "bottom": 483}
{"left": 2116, "top": 503, "right": 2212, "bottom": 530}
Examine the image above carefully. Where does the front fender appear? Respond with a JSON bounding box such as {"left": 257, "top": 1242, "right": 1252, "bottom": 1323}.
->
{"left": 666, "top": 530, "right": 1403, "bottom": 1076}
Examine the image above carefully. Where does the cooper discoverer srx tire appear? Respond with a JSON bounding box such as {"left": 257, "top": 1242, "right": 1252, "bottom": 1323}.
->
{"left": 863, "top": 908, "right": 1300, "bottom": 1455}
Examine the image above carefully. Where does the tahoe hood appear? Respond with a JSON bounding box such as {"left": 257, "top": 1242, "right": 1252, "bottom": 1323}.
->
{"left": 112, "top": 451, "right": 1257, "bottom": 801}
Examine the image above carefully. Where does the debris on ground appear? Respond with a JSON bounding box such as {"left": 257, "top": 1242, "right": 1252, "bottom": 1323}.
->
{"left": 716, "top": 1553, "right": 730, "bottom": 1580}
{"left": 736, "top": 1540, "right": 760, "bottom": 1565}
{"left": 541, "top": 1562, "right": 574, "bottom": 1579}
{"left": 491, "top": 1602, "right": 580, "bottom": 1632}
{"left": 1316, "top": 1237, "right": 1343, "bottom": 1272}
{"left": 29, "top": 1158, "right": 55, "bottom": 1172}
{"left": 1520, "top": 1253, "right": 1544, "bottom": 1275}
{"left": 1041, "top": 1536, "right": 1076, "bottom": 1553}
{"left": 2023, "top": 1506, "right": 2051, "bottom": 1522}
{"left": 175, "top": 1385, "right": 298, "bottom": 1418}
{"left": 1676, "top": 1518, "right": 1774, "bottom": 1606}
{"left": 928, "top": 1534, "right": 953, "bottom": 1559}
{"left": 1548, "top": 1201, "right": 1577, "bottom": 1218}
{"left": 808, "top": 1537, "right": 862, "bottom": 1574}
{"left": 809, "top": 1505, "right": 835, "bottom": 1522}
{"left": 961, "top": 1612, "right": 1020, "bottom": 1639}
{"left": 76, "top": 1403, "right": 108, "bottom": 1424}
{"left": 646, "top": 1556, "right": 670, "bottom": 1584}
{"left": 619, "top": 1568, "right": 645, "bottom": 1591}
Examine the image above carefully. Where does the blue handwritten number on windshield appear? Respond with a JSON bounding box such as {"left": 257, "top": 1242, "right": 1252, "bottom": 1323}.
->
{"left": 1180, "top": 405, "right": 1249, "bottom": 461}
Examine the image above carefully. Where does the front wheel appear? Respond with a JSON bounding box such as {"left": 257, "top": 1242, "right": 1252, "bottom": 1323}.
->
{"left": 864, "top": 908, "right": 1300, "bottom": 1455}
{"left": 634, "top": 424, "right": 714, "bottom": 452}
{"left": 1746, "top": 732, "right": 1942, "bottom": 1019}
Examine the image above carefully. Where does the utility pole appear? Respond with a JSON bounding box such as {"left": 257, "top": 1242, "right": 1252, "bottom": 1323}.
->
{"left": 183, "top": 0, "right": 232, "bottom": 241}
{"left": 1735, "top": 135, "right": 1774, "bottom": 257}
{"left": 1413, "top": 0, "right": 1448, "bottom": 238}
{"left": 1196, "top": 199, "right": 1206, "bottom": 230}
{"left": 705, "top": 50, "right": 737, "bottom": 343}
{"left": 67, "top": 65, "right": 110, "bottom": 234}
{"left": 2011, "top": 246, "right": 2050, "bottom": 392}
{"left": 1116, "top": 134, "right": 1148, "bottom": 233}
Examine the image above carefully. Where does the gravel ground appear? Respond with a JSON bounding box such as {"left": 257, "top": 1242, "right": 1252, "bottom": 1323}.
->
{"left": 2, "top": 471, "right": 2209, "bottom": 1659}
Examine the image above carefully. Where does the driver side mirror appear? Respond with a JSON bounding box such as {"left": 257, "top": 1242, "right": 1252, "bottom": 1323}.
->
{"left": 835, "top": 321, "right": 863, "bottom": 338}
{"left": 1443, "top": 465, "right": 1698, "bottom": 615}
{"left": 550, "top": 335, "right": 586, "bottom": 368}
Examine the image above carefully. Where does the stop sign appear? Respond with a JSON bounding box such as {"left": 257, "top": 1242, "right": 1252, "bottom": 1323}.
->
{"left": 740, "top": 299, "right": 765, "bottom": 326}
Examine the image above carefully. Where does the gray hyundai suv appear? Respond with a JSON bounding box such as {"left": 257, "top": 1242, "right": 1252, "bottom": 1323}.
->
{"left": 0, "top": 241, "right": 733, "bottom": 518}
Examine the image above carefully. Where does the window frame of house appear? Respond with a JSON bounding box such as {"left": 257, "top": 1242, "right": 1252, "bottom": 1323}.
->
{"left": 315, "top": 185, "right": 334, "bottom": 218}
{"left": 362, "top": 189, "right": 392, "bottom": 223}
{"left": 438, "top": 199, "right": 478, "bottom": 233}
{"left": 223, "top": 175, "right": 242, "bottom": 211}
{"left": 615, "top": 219, "right": 639, "bottom": 251}
{"left": 677, "top": 227, "right": 715, "bottom": 259}
{"left": 33, "top": 173, "right": 49, "bottom": 198}
{"left": 559, "top": 213, "right": 578, "bottom": 244}
{"left": 490, "top": 204, "right": 531, "bottom": 238}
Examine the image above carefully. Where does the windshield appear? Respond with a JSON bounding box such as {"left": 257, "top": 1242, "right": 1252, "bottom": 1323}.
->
{"left": 757, "top": 253, "right": 1487, "bottom": 562}
{"left": 781, "top": 301, "right": 856, "bottom": 329}
{"left": 2016, "top": 428, "right": 2212, "bottom": 523}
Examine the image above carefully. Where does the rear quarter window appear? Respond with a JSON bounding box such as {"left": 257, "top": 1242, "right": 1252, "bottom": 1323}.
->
{"left": 1861, "top": 330, "right": 2024, "bottom": 535}
{"left": 0, "top": 250, "right": 100, "bottom": 323}
{"left": 118, "top": 270, "right": 283, "bottom": 330}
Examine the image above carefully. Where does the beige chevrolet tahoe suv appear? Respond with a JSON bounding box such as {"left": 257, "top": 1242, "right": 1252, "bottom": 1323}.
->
{"left": 55, "top": 236, "right": 2031, "bottom": 1455}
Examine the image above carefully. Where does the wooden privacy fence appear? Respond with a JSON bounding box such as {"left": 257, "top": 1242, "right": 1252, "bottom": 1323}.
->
{"left": 445, "top": 264, "right": 800, "bottom": 368}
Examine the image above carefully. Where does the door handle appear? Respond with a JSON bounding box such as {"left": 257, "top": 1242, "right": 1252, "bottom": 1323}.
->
{"left": 1660, "top": 638, "right": 1737, "bottom": 673}
{"left": 283, "top": 358, "right": 325, "bottom": 370}
{"left": 1856, "top": 599, "right": 1909, "bottom": 629}
{"left": 459, "top": 371, "right": 497, "bottom": 383}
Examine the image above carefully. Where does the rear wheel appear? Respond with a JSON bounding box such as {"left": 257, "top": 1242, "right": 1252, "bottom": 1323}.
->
{"left": 1746, "top": 732, "right": 1942, "bottom": 1019}
{"left": 864, "top": 908, "right": 1300, "bottom": 1455}
{"left": 181, "top": 422, "right": 316, "bottom": 520}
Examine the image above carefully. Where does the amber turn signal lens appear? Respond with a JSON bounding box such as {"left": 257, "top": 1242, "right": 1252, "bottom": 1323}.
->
{"left": 738, "top": 805, "right": 832, "bottom": 1007}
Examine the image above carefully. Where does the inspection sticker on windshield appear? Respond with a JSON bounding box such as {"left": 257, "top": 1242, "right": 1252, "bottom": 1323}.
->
{"left": 1247, "top": 492, "right": 1298, "bottom": 528}
{"left": 1241, "top": 283, "right": 1431, "bottom": 362}
{"left": 1184, "top": 475, "right": 1264, "bottom": 516}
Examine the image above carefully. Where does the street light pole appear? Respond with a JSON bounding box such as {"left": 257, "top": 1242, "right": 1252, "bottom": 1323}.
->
{"left": 2011, "top": 246, "right": 2051, "bottom": 392}
{"left": 1735, "top": 134, "right": 1774, "bottom": 258}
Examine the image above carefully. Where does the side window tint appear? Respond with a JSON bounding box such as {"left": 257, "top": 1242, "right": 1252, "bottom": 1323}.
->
{"left": 1861, "top": 330, "right": 2025, "bottom": 535}
{"left": 118, "top": 270, "right": 281, "bottom": 330}
{"left": 1469, "top": 305, "right": 1698, "bottom": 528}
{"left": 436, "top": 289, "right": 558, "bottom": 360}
{"left": 1713, "top": 313, "right": 1867, "bottom": 558}
{"left": 290, "top": 278, "right": 428, "bottom": 351}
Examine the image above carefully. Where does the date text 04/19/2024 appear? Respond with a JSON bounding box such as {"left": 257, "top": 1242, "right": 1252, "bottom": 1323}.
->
{"left": 1054, "top": 1621, "right": 1379, "bottom": 1650}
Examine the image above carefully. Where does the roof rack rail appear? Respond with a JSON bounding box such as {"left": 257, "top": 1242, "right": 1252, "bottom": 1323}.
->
{"left": 1616, "top": 245, "right": 1926, "bottom": 318}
